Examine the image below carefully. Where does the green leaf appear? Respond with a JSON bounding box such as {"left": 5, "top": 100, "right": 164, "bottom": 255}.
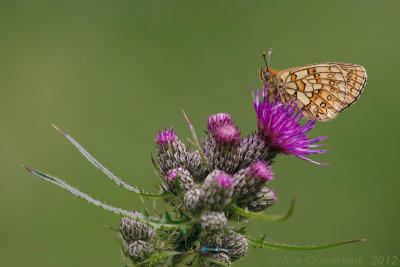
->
{"left": 151, "top": 154, "right": 161, "bottom": 176}
{"left": 139, "top": 190, "right": 173, "bottom": 199}
{"left": 230, "top": 197, "right": 295, "bottom": 222}
{"left": 51, "top": 124, "right": 171, "bottom": 199}
{"left": 140, "top": 251, "right": 181, "bottom": 264}
{"left": 247, "top": 236, "right": 367, "bottom": 250}
{"left": 164, "top": 212, "right": 173, "bottom": 222}
{"left": 199, "top": 256, "right": 230, "bottom": 267}
{"left": 174, "top": 178, "right": 185, "bottom": 201}
{"left": 139, "top": 196, "right": 150, "bottom": 217}
{"left": 231, "top": 227, "right": 247, "bottom": 235}
{"left": 23, "top": 166, "right": 191, "bottom": 232}
{"left": 181, "top": 110, "right": 209, "bottom": 169}
{"left": 159, "top": 212, "right": 192, "bottom": 235}
{"left": 160, "top": 211, "right": 191, "bottom": 225}
{"left": 121, "top": 249, "right": 137, "bottom": 267}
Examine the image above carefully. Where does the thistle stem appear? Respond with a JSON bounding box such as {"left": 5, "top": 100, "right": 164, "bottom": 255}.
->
{"left": 247, "top": 236, "right": 367, "bottom": 250}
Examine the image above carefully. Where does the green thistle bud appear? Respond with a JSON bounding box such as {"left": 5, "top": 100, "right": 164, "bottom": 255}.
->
{"left": 233, "top": 161, "right": 273, "bottom": 205}
{"left": 120, "top": 217, "right": 156, "bottom": 243}
{"left": 248, "top": 187, "right": 277, "bottom": 212}
{"left": 126, "top": 240, "right": 154, "bottom": 261}
{"left": 222, "top": 231, "right": 248, "bottom": 261}
{"left": 202, "top": 170, "right": 233, "bottom": 211}
{"left": 200, "top": 211, "right": 227, "bottom": 232}
{"left": 239, "top": 135, "right": 272, "bottom": 168}
{"left": 184, "top": 188, "right": 204, "bottom": 214}
{"left": 205, "top": 123, "right": 241, "bottom": 174}
{"left": 188, "top": 151, "right": 209, "bottom": 181}
{"left": 165, "top": 167, "right": 194, "bottom": 194}
{"left": 200, "top": 233, "right": 223, "bottom": 247}
{"left": 155, "top": 128, "right": 189, "bottom": 175}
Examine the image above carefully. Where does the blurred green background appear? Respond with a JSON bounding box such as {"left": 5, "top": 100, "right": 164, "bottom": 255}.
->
{"left": 1, "top": 0, "right": 399, "bottom": 266}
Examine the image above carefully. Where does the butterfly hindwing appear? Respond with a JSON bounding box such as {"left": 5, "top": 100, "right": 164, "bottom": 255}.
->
{"left": 274, "top": 64, "right": 347, "bottom": 120}
{"left": 332, "top": 63, "right": 367, "bottom": 110}
{"left": 267, "top": 63, "right": 366, "bottom": 121}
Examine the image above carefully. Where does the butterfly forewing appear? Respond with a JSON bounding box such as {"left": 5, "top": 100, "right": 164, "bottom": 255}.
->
{"left": 268, "top": 63, "right": 367, "bottom": 121}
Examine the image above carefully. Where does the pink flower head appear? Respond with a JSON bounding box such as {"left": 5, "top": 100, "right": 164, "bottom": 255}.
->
{"left": 252, "top": 86, "right": 328, "bottom": 165}
{"left": 155, "top": 127, "right": 177, "bottom": 145}
{"left": 166, "top": 169, "right": 178, "bottom": 182}
{"left": 249, "top": 161, "right": 274, "bottom": 182}
{"left": 213, "top": 124, "right": 240, "bottom": 147}
{"left": 207, "top": 113, "right": 233, "bottom": 132}
{"left": 216, "top": 172, "right": 233, "bottom": 188}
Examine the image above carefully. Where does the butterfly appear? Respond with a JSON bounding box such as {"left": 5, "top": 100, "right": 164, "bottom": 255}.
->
{"left": 259, "top": 49, "right": 367, "bottom": 121}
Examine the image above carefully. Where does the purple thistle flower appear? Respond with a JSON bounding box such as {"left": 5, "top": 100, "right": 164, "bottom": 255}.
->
{"left": 205, "top": 118, "right": 241, "bottom": 174}
{"left": 165, "top": 168, "right": 193, "bottom": 193}
{"left": 207, "top": 113, "right": 233, "bottom": 132}
{"left": 166, "top": 169, "right": 178, "bottom": 182}
{"left": 155, "top": 127, "right": 176, "bottom": 145}
{"left": 216, "top": 172, "right": 234, "bottom": 188}
{"left": 155, "top": 128, "right": 189, "bottom": 175}
{"left": 213, "top": 124, "right": 240, "bottom": 147}
{"left": 252, "top": 86, "right": 328, "bottom": 165}
{"left": 248, "top": 161, "right": 274, "bottom": 183}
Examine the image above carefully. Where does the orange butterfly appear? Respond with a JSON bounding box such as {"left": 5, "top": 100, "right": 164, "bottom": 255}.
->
{"left": 259, "top": 49, "right": 367, "bottom": 121}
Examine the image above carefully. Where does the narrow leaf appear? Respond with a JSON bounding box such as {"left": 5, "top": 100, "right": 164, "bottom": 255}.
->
{"left": 139, "top": 190, "right": 173, "bottom": 199}
{"left": 247, "top": 236, "right": 367, "bottom": 250}
{"left": 199, "top": 256, "right": 229, "bottom": 267}
{"left": 230, "top": 197, "right": 295, "bottom": 222}
{"left": 51, "top": 124, "right": 170, "bottom": 199}
{"left": 23, "top": 166, "right": 190, "bottom": 231}
{"left": 140, "top": 251, "right": 181, "bottom": 264}
{"left": 121, "top": 249, "right": 136, "bottom": 267}
{"left": 24, "top": 166, "right": 141, "bottom": 218}
{"left": 181, "top": 110, "right": 209, "bottom": 168}
{"left": 174, "top": 178, "right": 185, "bottom": 201}
{"left": 151, "top": 154, "right": 161, "bottom": 176}
{"left": 233, "top": 227, "right": 247, "bottom": 235}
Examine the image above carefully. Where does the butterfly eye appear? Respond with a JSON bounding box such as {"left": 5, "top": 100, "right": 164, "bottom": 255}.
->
{"left": 264, "top": 72, "right": 270, "bottom": 81}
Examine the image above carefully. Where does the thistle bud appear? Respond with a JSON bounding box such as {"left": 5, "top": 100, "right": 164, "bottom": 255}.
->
{"left": 126, "top": 240, "right": 154, "bottom": 261}
{"left": 165, "top": 167, "right": 193, "bottom": 194}
{"left": 200, "top": 233, "right": 223, "bottom": 247}
{"left": 120, "top": 217, "right": 156, "bottom": 243}
{"left": 233, "top": 161, "right": 273, "bottom": 203}
{"left": 202, "top": 170, "right": 233, "bottom": 211}
{"left": 205, "top": 124, "right": 241, "bottom": 174}
{"left": 239, "top": 134, "right": 273, "bottom": 168}
{"left": 248, "top": 187, "right": 277, "bottom": 212}
{"left": 155, "top": 127, "right": 189, "bottom": 175}
{"left": 213, "top": 124, "right": 240, "bottom": 148}
{"left": 184, "top": 188, "right": 204, "bottom": 214}
{"left": 207, "top": 113, "right": 233, "bottom": 132}
{"left": 187, "top": 151, "right": 209, "bottom": 181}
{"left": 222, "top": 231, "right": 248, "bottom": 261}
{"left": 200, "top": 211, "right": 227, "bottom": 232}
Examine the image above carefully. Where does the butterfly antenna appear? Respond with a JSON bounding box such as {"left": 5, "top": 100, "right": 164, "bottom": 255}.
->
{"left": 262, "top": 51, "right": 268, "bottom": 69}
{"left": 262, "top": 48, "right": 273, "bottom": 72}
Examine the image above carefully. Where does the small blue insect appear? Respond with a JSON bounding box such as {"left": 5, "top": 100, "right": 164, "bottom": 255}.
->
{"left": 200, "top": 245, "right": 230, "bottom": 254}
